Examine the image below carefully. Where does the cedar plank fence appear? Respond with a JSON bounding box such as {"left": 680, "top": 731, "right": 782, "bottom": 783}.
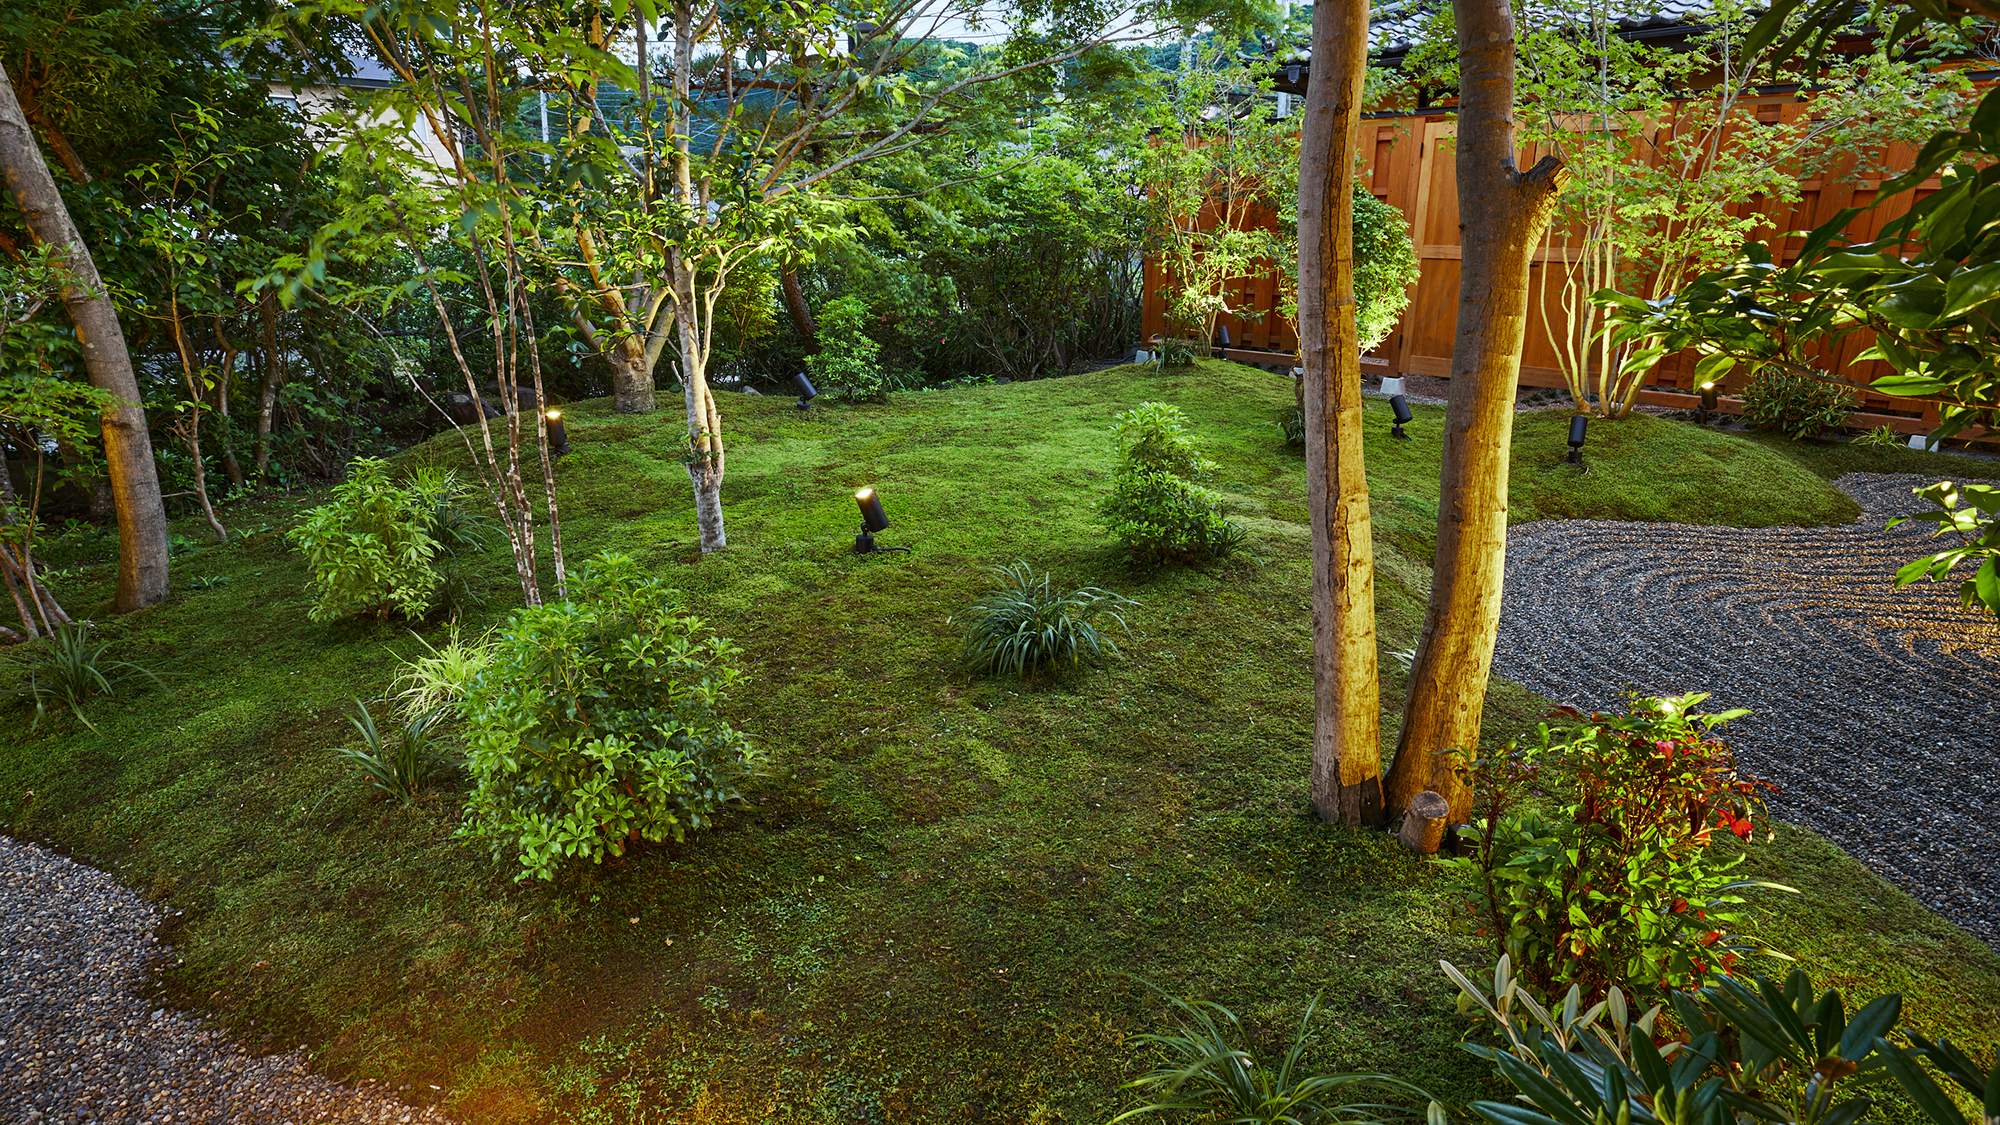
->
{"left": 1140, "top": 97, "right": 1988, "bottom": 440}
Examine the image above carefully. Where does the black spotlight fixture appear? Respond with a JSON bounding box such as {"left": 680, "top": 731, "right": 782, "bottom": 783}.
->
{"left": 1214, "top": 324, "right": 1231, "bottom": 353}
{"left": 792, "top": 371, "right": 819, "bottom": 410}
{"left": 1389, "top": 394, "right": 1413, "bottom": 440}
{"left": 1565, "top": 414, "right": 1589, "bottom": 471}
{"left": 1698, "top": 381, "right": 1719, "bottom": 425}
{"left": 544, "top": 408, "right": 570, "bottom": 456}
{"left": 853, "top": 487, "right": 911, "bottom": 554}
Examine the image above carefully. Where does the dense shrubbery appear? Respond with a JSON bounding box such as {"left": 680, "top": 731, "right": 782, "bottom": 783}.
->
{"left": 1353, "top": 193, "right": 1421, "bottom": 353}
{"left": 1741, "top": 366, "right": 1855, "bottom": 440}
{"left": 1100, "top": 402, "right": 1244, "bottom": 565}
{"left": 805, "top": 295, "right": 891, "bottom": 402}
{"left": 1445, "top": 693, "right": 1786, "bottom": 1004}
{"left": 292, "top": 459, "right": 442, "bottom": 623}
{"left": 457, "top": 553, "right": 760, "bottom": 881}
{"left": 957, "top": 562, "right": 1135, "bottom": 680}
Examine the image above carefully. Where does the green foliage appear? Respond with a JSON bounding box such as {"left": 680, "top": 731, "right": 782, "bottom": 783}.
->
{"left": 1881, "top": 1029, "right": 2000, "bottom": 1125}
{"left": 336, "top": 700, "right": 454, "bottom": 805}
{"left": 1890, "top": 480, "right": 2000, "bottom": 619}
{"left": 1278, "top": 405, "right": 1308, "bottom": 447}
{"left": 1353, "top": 193, "right": 1421, "bottom": 352}
{"left": 1446, "top": 958, "right": 1912, "bottom": 1125}
{"left": 956, "top": 561, "right": 1136, "bottom": 680}
{"left": 291, "top": 458, "right": 443, "bottom": 624}
{"left": 1446, "top": 694, "right": 1791, "bottom": 1004}
{"left": 1111, "top": 987, "right": 1444, "bottom": 1125}
{"left": 1854, "top": 423, "right": 1905, "bottom": 448}
{"left": 1100, "top": 402, "right": 1245, "bottom": 566}
{"left": 457, "top": 552, "right": 761, "bottom": 882}
{"left": 1, "top": 621, "right": 162, "bottom": 732}
{"left": 389, "top": 625, "right": 493, "bottom": 717}
{"left": 1742, "top": 366, "right": 1857, "bottom": 441}
{"left": 805, "top": 295, "right": 890, "bottom": 403}
{"left": 1155, "top": 335, "right": 1204, "bottom": 370}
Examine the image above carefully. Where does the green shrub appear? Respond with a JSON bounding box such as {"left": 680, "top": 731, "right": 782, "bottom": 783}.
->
{"left": 1741, "top": 366, "right": 1855, "bottom": 440}
{"left": 1154, "top": 336, "right": 1202, "bottom": 370}
{"left": 1100, "top": 402, "right": 1244, "bottom": 566}
{"left": 457, "top": 552, "right": 761, "bottom": 881}
{"left": 1446, "top": 959, "right": 1917, "bottom": 1125}
{"left": 1354, "top": 192, "right": 1420, "bottom": 353}
{"left": 390, "top": 625, "right": 492, "bottom": 717}
{"left": 956, "top": 561, "right": 1136, "bottom": 680}
{"left": 1853, "top": 422, "right": 1905, "bottom": 447}
{"left": 1277, "top": 405, "right": 1307, "bottom": 447}
{"left": 1444, "top": 693, "right": 1791, "bottom": 1004}
{"left": 291, "top": 457, "right": 443, "bottom": 624}
{"left": 1111, "top": 985, "right": 1442, "bottom": 1125}
{"left": 806, "top": 294, "right": 888, "bottom": 402}
{"left": 336, "top": 700, "right": 455, "bottom": 805}
{"left": 2, "top": 620, "right": 162, "bottom": 731}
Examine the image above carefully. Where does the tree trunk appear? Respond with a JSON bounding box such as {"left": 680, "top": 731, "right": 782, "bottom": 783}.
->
{"left": 1299, "top": 0, "right": 1384, "bottom": 827}
{"left": 609, "top": 335, "right": 655, "bottom": 413}
{"left": 1384, "top": 0, "right": 1567, "bottom": 824}
{"left": 213, "top": 321, "right": 246, "bottom": 491}
{"left": 256, "top": 295, "right": 284, "bottom": 479}
{"left": 781, "top": 269, "right": 818, "bottom": 353}
{"left": 681, "top": 338, "right": 727, "bottom": 553}
{"left": 0, "top": 61, "right": 170, "bottom": 612}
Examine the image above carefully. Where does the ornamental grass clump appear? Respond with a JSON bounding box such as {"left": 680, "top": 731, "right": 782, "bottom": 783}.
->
{"left": 1444, "top": 692, "right": 1791, "bottom": 1005}
{"left": 1741, "top": 366, "right": 1855, "bottom": 440}
{"left": 957, "top": 561, "right": 1135, "bottom": 680}
{"left": 2, "top": 620, "right": 163, "bottom": 732}
{"left": 335, "top": 700, "right": 455, "bottom": 805}
{"left": 1099, "top": 402, "right": 1245, "bottom": 566}
{"left": 457, "top": 552, "right": 761, "bottom": 881}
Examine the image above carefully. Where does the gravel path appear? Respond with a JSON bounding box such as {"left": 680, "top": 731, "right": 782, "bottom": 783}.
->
{"left": 0, "top": 834, "right": 455, "bottom": 1123}
{"left": 1493, "top": 472, "right": 2000, "bottom": 949}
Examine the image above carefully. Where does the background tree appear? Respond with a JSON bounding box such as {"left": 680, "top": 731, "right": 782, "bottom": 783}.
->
{"left": 0, "top": 59, "right": 169, "bottom": 612}
{"left": 1383, "top": 0, "right": 1568, "bottom": 825}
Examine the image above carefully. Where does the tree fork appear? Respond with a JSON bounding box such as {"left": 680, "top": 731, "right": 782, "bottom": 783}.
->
{"left": 1384, "top": 0, "right": 1568, "bottom": 824}
{"left": 1300, "top": 0, "right": 1385, "bottom": 827}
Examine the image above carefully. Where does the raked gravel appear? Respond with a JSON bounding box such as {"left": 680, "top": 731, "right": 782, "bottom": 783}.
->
{"left": 0, "top": 834, "right": 454, "bottom": 1123}
{"left": 1493, "top": 472, "right": 2000, "bottom": 949}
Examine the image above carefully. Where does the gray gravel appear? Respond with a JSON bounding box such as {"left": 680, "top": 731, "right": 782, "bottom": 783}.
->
{"left": 0, "top": 834, "right": 455, "bottom": 1123}
{"left": 1493, "top": 472, "right": 2000, "bottom": 949}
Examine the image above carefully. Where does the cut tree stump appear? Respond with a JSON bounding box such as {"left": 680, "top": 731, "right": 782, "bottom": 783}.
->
{"left": 1398, "top": 790, "right": 1450, "bottom": 854}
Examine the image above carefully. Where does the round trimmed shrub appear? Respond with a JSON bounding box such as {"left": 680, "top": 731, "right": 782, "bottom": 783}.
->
{"left": 457, "top": 552, "right": 761, "bottom": 881}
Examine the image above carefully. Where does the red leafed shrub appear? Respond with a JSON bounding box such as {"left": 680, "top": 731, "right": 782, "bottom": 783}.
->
{"left": 1442, "top": 693, "right": 1786, "bottom": 1004}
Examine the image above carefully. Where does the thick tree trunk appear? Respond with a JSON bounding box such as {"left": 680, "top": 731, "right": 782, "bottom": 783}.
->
{"left": 609, "top": 335, "right": 654, "bottom": 413}
{"left": 1384, "top": 0, "right": 1567, "bottom": 824}
{"left": 1300, "top": 0, "right": 1384, "bottom": 827}
{"left": 781, "top": 269, "right": 818, "bottom": 353}
{"left": 0, "top": 61, "right": 170, "bottom": 612}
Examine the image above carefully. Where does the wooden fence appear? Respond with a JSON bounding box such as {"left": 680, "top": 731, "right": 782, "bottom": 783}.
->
{"left": 1140, "top": 96, "right": 1983, "bottom": 438}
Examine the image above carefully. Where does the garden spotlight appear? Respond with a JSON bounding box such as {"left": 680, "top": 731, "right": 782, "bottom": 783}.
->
{"left": 793, "top": 371, "right": 818, "bottom": 410}
{"left": 1389, "top": 394, "right": 1413, "bottom": 441}
{"left": 1214, "top": 324, "right": 1231, "bottom": 352}
{"left": 544, "top": 409, "right": 570, "bottom": 456}
{"left": 1698, "top": 381, "right": 1719, "bottom": 425}
{"left": 1565, "top": 414, "right": 1589, "bottom": 472}
{"left": 853, "top": 487, "right": 910, "bottom": 554}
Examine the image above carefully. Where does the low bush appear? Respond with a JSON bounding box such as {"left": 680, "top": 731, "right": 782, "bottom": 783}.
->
{"left": 457, "top": 552, "right": 761, "bottom": 881}
{"left": 1444, "top": 693, "right": 1789, "bottom": 1004}
{"left": 806, "top": 295, "right": 890, "bottom": 402}
{"left": 336, "top": 700, "right": 455, "bottom": 805}
{"left": 1111, "top": 985, "right": 1443, "bottom": 1125}
{"left": 956, "top": 561, "right": 1135, "bottom": 680}
{"left": 1741, "top": 366, "right": 1855, "bottom": 441}
{"left": 291, "top": 458, "right": 443, "bottom": 624}
{"left": 1446, "top": 957, "right": 1994, "bottom": 1125}
{"left": 1100, "top": 402, "right": 1245, "bottom": 566}
{"left": 2, "top": 620, "right": 162, "bottom": 731}
{"left": 389, "top": 625, "right": 492, "bottom": 717}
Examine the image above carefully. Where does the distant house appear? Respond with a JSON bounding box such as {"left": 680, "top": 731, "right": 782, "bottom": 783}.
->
{"left": 268, "top": 53, "right": 458, "bottom": 173}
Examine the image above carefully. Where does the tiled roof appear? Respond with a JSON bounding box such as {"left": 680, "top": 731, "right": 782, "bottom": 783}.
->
{"left": 1266, "top": 0, "right": 1711, "bottom": 72}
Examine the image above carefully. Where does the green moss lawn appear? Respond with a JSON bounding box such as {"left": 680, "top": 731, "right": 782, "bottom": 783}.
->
{"left": 6, "top": 359, "right": 1997, "bottom": 1123}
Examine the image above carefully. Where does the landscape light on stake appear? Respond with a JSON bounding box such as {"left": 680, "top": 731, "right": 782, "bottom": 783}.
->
{"left": 792, "top": 371, "right": 818, "bottom": 410}
{"left": 1565, "top": 414, "right": 1589, "bottom": 471}
{"left": 853, "top": 487, "right": 910, "bottom": 554}
{"left": 544, "top": 409, "right": 570, "bottom": 456}
{"left": 1389, "top": 394, "right": 1413, "bottom": 440}
{"left": 1214, "top": 324, "right": 1231, "bottom": 353}
{"left": 1698, "top": 381, "right": 1719, "bottom": 425}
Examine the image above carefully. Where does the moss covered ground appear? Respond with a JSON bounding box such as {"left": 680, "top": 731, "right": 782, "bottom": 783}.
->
{"left": 5, "top": 359, "right": 1998, "bottom": 1123}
